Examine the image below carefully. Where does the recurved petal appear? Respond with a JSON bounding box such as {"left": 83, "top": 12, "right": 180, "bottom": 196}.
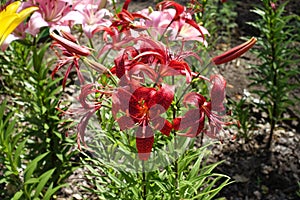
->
{"left": 210, "top": 74, "right": 226, "bottom": 112}
{"left": 156, "top": 1, "right": 184, "bottom": 20}
{"left": 174, "top": 110, "right": 205, "bottom": 137}
{"left": 117, "top": 115, "right": 135, "bottom": 130}
{"left": 173, "top": 109, "right": 204, "bottom": 131}
{"left": 151, "top": 84, "right": 174, "bottom": 111}
{"left": 151, "top": 116, "right": 172, "bottom": 136}
{"left": 183, "top": 92, "right": 206, "bottom": 108}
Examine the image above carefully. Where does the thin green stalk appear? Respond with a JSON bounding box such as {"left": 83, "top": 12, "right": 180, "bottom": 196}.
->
{"left": 266, "top": 5, "right": 278, "bottom": 149}
{"left": 176, "top": 62, "right": 211, "bottom": 105}
{"left": 172, "top": 97, "right": 179, "bottom": 199}
{"left": 142, "top": 161, "right": 146, "bottom": 200}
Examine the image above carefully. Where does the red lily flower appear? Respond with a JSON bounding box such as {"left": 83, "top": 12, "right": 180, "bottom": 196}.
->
{"left": 173, "top": 93, "right": 206, "bottom": 138}
{"left": 50, "top": 31, "right": 91, "bottom": 88}
{"left": 50, "top": 31, "right": 91, "bottom": 57}
{"left": 110, "top": 0, "right": 150, "bottom": 33}
{"left": 93, "top": 26, "right": 135, "bottom": 57}
{"left": 112, "top": 84, "right": 174, "bottom": 160}
{"left": 61, "top": 84, "right": 112, "bottom": 149}
{"left": 111, "top": 36, "right": 197, "bottom": 85}
{"left": 173, "top": 74, "right": 230, "bottom": 138}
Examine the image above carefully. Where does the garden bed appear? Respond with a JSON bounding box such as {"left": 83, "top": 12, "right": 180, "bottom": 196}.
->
{"left": 0, "top": 0, "right": 299, "bottom": 199}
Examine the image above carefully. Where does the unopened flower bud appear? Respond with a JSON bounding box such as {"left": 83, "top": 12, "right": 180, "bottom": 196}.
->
{"left": 82, "top": 57, "right": 108, "bottom": 74}
{"left": 212, "top": 37, "right": 257, "bottom": 65}
{"left": 60, "top": 30, "right": 77, "bottom": 43}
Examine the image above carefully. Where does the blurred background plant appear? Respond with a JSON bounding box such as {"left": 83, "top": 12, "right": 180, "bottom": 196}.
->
{"left": 191, "top": 0, "right": 237, "bottom": 50}
{"left": 229, "top": 94, "right": 257, "bottom": 141}
{"left": 247, "top": 0, "right": 300, "bottom": 148}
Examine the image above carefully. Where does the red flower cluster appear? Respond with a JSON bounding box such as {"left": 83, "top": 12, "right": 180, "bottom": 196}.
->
{"left": 49, "top": 0, "right": 256, "bottom": 160}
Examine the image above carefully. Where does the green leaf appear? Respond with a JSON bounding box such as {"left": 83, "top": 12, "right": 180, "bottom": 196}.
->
{"left": 85, "top": 164, "right": 102, "bottom": 177}
{"left": 34, "top": 168, "right": 56, "bottom": 198}
{"left": 108, "top": 172, "right": 123, "bottom": 187}
{"left": 12, "top": 190, "right": 23, "bottom": 200}
{"left": 154, "top": 180, "right": 167, "bottom": 192}
{"left": 13, "top": 137, "right": 27, "bottom": 168}
{"left": 0, "top": 100, "right": 7, "bottom": 120}
{"left": 187, "top": 150, "right": 204, "bottom": 180}
{"left": 43, "top": 182, "right": 69, "bottom": 200}
{"left": 24, "top": 152, "right": 50, "bottom": 181}
{"left": 56, "top": 153, "right": 64, "bottom": 162}
{"left": 24, "top": 178, "right": 39, "bottom": 185}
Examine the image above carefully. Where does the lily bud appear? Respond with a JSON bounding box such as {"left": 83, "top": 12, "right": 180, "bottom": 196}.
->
{"left": 50, "top": 31, "right": 91, "bottom": 56}
{"left": 60, "top": 30, "right": 77, "bottom": 43}
{"left": 82, "top": 57, "right": 108, "bottom": 74}
{"left": 212, "top": 37, "right": 257, "bottom": 65}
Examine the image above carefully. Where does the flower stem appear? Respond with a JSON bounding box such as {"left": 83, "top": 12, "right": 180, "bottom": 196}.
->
{"left": 142, "top": 161, "right": 146, "bottom": 200}
{"left": 172, "top": 100, "right": 179, "bottom": 198}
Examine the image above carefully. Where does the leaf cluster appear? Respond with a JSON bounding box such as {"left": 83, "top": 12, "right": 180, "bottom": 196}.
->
{"left": 0, "top": 32, "right": 79, "bottom": 199}
{"left": 247, "top": 0, "right": 300, "bottom": 147}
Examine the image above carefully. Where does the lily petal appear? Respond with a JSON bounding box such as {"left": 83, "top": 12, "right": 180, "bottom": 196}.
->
{"left": 0, "top": 2, "right": 38, "bottom": 45}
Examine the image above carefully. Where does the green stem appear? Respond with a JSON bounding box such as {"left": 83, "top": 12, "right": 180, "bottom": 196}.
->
{"left": 176, "top": 62, "right": 211, "bottom": 105}
{"left": 172, "top": 99, "right": 179, "bottom": 198}
{"left": 266, "top": 6, "right": 278, "bottom": 149}
{"left": 142, "top": 161, "right": 146, "bottom": 200}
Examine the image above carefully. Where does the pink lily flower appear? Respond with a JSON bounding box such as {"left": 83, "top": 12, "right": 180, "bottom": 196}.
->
{"left": 65, "top": 0, "right": 113, "bottom": 38}
{"left": 138, "top": 8, "right": 175, "bottom": 38}
{"left": 138, "top": 4, "right": 209, "bottom": 44}
{"left": 153, "top": 1, "right": 209, "bottom": 44}
{"left": 25, "top": 0, "right": 74, "bottom": 35}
